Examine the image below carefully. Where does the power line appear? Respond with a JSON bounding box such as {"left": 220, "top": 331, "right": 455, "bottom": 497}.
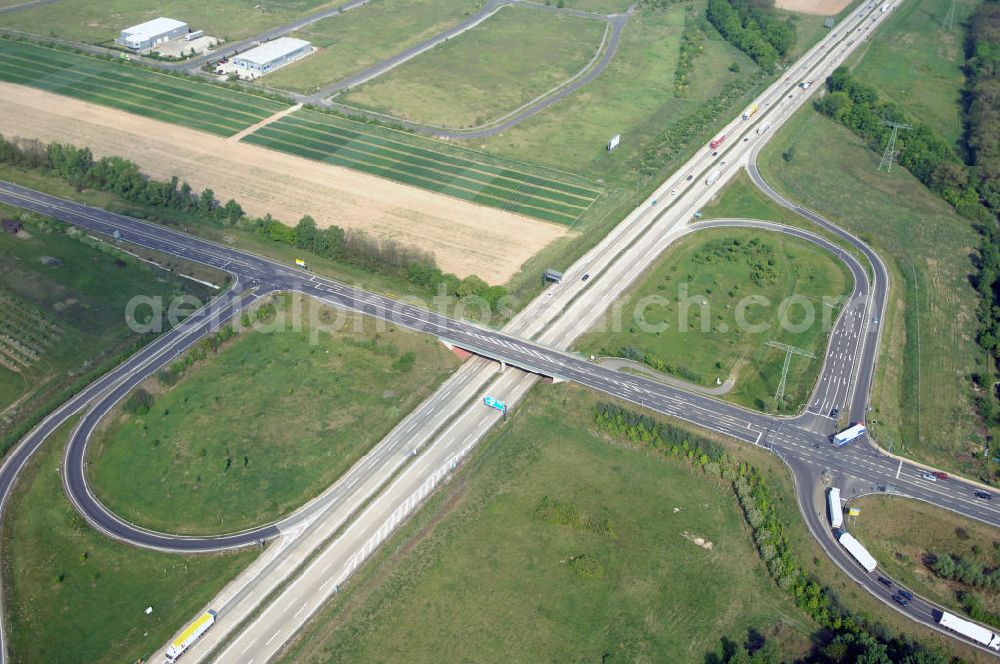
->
{"left": 766, "top": 340, "right": 816, "bottom": 409}
{"left": 878, "top": 120, "right": 912, "bottom": 173}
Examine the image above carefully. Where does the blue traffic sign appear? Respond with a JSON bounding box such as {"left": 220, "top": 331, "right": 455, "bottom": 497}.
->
{"left": 483, "top": 395, "right": 506, "bottom": 412}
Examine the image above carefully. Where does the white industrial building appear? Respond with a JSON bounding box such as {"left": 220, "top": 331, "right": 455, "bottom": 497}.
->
{"left": 233, "top": 37, "right": 312, "bottom": 78}
{"left": 115, "top": 17, "right": 189, "bottom": 51}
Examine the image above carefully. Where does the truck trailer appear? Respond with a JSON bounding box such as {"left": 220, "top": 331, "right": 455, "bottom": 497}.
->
{"left": 827, "top": 487, "right": 844, "bottom": 529}
{"left": 166, "top": 610, "right": 217, "bottom": 662}
{"left": 756, "top": 121, "right": 772, "bottom": 135}
{"left": 833, "top": 423, "right": 865, "bottom": 447}
{"left": 705, "top": 169, "right": 722, "bottom": 186}
{"left": 936, "top": 611, "right": 1000, "bottom": 650}
{"left": 838, "top": 532, "right": 877, "bottom": 572}
{"left": 709, "top": 134, "right": 727, "bottom": 150}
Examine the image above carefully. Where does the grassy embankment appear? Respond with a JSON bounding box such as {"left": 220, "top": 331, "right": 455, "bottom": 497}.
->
{"left": 0, "top": 0, "right": 340, "bottom": 44}
{"left": 850, "top": 495, "right": 1000, "bottom": 624}
{"left": 266, "top": 0, "right": 481, "bottom": 94}
{"left": 340, "top": 5, "right": 607, "bottom": 128}
{"left": 575, "top": 227, "right": 852, "bottom": 413}
{"left": 758, "top": 104, "right": 984, "bottom": 475}
{"left": 0, "top": 204, "right": 216, "bottom": 447}
{"left": 2, "top": 416, "right": 256, "bottom": 664}
{"left": 88, "top": 293, "right": 460, "bottom": 535}
{"left": 278, "top": 384, "right": 817, "bottom": 663}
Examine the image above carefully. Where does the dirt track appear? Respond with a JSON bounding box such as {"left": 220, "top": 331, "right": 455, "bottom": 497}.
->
{"left": 775, "top": 0, "right": 852, "bottom": 15}
{"left": 0, "top": 82, "right": 566, "bottom": 282}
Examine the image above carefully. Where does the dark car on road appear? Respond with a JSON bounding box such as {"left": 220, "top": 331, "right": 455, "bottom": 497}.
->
{"left": 975, "top": 490, "right": 992, "bottom": 500}
{"left": 581, "top": 274, "right": 590, "bottom": 282}
{"left": 829, "top": 407, "right": 839, "bottom": 418}
{"left": 877, "top": 577, "right": 892, "bottom": 588}
{"left": 892, "top": 594, "right": 909, "bottom": 607}
{"left": 898, "top": 589, "right": 913, "bottom": 602}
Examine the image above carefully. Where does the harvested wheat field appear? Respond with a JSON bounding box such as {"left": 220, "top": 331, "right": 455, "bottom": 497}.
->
{"left": 775, "top": 0, "right": 851, "bottom": 14}
{"left": 0, "top": 82, "right": 567, "bottom": 282}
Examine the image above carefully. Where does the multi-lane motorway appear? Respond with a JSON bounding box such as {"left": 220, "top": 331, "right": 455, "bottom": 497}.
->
{"left": 0, "top": 0, "right": 998, "bottom": 660}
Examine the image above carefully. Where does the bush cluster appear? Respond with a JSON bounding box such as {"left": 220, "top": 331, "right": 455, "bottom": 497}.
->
{"left": 675, "top": 7, "right": 706, "bottom": 96}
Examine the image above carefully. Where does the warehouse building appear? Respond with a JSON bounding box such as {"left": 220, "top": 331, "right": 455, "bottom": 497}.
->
{"left": 233, "top": 37, "right": 312, "bottom": 78}
{"left": 115, "top": 17, "right": 189, "bottom": 51}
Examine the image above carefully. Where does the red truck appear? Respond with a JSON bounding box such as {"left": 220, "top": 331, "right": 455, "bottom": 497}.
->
{"left": 710, "top": 134, "right": 727, "bottom": 150}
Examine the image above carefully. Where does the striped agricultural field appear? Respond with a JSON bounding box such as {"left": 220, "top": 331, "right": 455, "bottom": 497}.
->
{"left": 0, "top": 39, "right": 288, "bottom": 136}
{"left": 242, "top": 110, "right": 602, "bottom": 225}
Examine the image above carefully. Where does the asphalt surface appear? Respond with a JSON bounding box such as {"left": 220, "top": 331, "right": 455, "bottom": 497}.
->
{"left": 0, "top": 0, "right": 998, "bottom": 659}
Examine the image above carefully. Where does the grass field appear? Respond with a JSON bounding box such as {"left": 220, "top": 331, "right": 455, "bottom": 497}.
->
{"left": 339, "top": 5, "right": 607, "bottom": 128}
{"left": 700, "top": 169, "right": 809, "bottom": 227}
{"left": 0, "top": 0, "right": 339, "bottom": 44}
{"left": 2, "top": 417, "right": 256, "bottom": 664}
{"left": 575, "top": 227, "right": 852, "bottom": 413}
{"left": 265, "top": 0, "right": 480, "bottom": 94}
{"left": 278, "top": 384, "right": 816, "bottom": 663}
{"left": 0, "top": 205, "right": 215, "bottom": 447}
{"left": 759, "top": 108, "right": 985, "bottom": 476}
{"left": 850, "top": 0, "right": 978, "bottom": 147}
{"left": 283, "top": 385, "right": 994, "bottom": 663}
{"left": 0, "top": 39, "right": 289, "bottom": 136}
{"left": 242, "top": 108, "right": 603, "bottom": 224}
{"left": 88, "top": 294, "right": 460, "bottom": 535}
{"left": 850, "top": 495, "right": 1000, "bottom": 622}
{"left": 471, "top": 2, "right": 759, "bottom": 188}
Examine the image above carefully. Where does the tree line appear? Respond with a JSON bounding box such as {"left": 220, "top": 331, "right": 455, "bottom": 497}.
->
{"left": 0, "top": 135, "right": 508, "bottom": 312}
{"left": 707, "top": 0, "right": 795, "bottom": 72}
{"left": 593, "top": 402, "right": 950, "bottom": 664}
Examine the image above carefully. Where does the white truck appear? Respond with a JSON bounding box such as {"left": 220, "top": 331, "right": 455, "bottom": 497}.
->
{"left": 838, "top": 532, "right": 877, "bottom": 572}
{"left": 166, "top": 610, "right": 217, "bottom": 662}
{"left": 937, "top": 611, "right": 1000, "bottom": 650}
{"left": 705, "top": 169, "right": 722, "bottom": 186}
{"left": 827, "top": 487, "right": 844, "bottom": 529}
{"left": 756, "top": 121, "right": 772, "bottom": 135}
{"left": 833, "top": 423, "right": 865, "bottom": 447}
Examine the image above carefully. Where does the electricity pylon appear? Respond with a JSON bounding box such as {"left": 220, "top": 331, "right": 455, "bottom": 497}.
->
{"left": 878, "top": 120, "right": 912, "bottom": 173}
{"left": 766, "top": 340, "right": 816, "bottom": 408}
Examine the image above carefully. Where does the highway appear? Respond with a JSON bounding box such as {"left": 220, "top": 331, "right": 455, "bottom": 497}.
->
{"left": 0, "top": 0, "right": 998, "bottom": 660}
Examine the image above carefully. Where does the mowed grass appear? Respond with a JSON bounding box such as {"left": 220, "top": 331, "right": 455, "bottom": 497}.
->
{"left": 2, "top": 417, "right": 256, "bottom": 664}
{"left": 0, "top": 206, "right": 214, "bottom": 444}
{"left": 265, "top": 0, "right": 481, "bottom": 94}
{"left": 575, "top": 228, "right": 852, "bottom": 413}
{"left": 472, "top": 2, "right": 759, "bottom": 188}
{"left": 850, "top": 0, "right": 977, "bottom": 147}
{"left": 88, "top": 294, "right": 460, "bottom": 535}
{"left": 278, "top": 384, "right": 816, "bottom": 664}
{"left": 0, "top": 0, "right": 339, "bottom": 44}
{"left": 0, "top": 39, "right": 288, "bottom": 136}
{"left": 850, "top": 495, "right": 1000, "bottom": 620}
{"left": 759, "top": 109, "right": 985, "bottom": 476}
{"left": 339, "top": 5, "right": 607, "bottom": 128}
{"left": 242, "top": 108, "right": 603, "bottom": 224}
